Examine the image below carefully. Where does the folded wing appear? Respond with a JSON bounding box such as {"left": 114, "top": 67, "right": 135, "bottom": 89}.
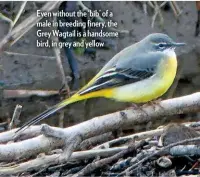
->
{"left": 79, "top": 52, "right": 163, "bottom": 95}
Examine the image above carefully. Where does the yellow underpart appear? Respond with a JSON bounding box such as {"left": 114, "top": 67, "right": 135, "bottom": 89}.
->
{"left": 57, "top": 54, "right": 177, "bottom": 108}
{"left": 111, "top": 55, "right": 177, "bottom": 103}
{"left": 58, "top": 88, "right": 114, "bottom": 108}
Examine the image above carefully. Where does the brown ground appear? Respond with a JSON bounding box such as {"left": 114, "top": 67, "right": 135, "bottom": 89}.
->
{"left": 0, "top": 1, "right": 200, "bottom": 131}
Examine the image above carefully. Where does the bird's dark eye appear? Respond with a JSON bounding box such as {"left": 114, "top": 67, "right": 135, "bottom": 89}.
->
{"left": 158, "top": 43, "right": 165, "bottom": 48}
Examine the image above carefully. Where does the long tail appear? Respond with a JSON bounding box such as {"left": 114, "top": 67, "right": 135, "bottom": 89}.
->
{"left": 15, "top": 94, "right": 85, "bottom": 134}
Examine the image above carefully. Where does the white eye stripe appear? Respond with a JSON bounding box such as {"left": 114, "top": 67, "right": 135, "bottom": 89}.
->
{"left": 160, "top": 42, "right": 167, "bottom": 45}
{"left": 156, "top": 42, "right": 167, "bottom": 46}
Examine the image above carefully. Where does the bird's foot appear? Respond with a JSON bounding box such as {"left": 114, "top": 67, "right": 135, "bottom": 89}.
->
{"left": 143, "top": 99, "right": 163, "bottom": 110}
{"left": 128, "top": 103, "right": 148, "bottom": 116}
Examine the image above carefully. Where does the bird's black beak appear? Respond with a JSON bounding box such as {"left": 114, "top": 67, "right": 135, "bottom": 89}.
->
{"left": 172, "top": 42, "right": 186, "bottom": 47}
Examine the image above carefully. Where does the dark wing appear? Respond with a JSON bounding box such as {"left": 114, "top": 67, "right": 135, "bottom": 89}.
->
{"left": 79, "top": 52, "right": 163, "bottom": 95}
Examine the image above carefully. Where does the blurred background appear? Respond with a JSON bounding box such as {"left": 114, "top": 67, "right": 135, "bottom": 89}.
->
{"left": 0, "top": 1, "right": 199, "bottom": 133}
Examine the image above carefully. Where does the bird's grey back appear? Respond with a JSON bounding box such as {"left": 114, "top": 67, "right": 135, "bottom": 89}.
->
{"left": 98, "top": 41, "right": 142, "bottom": 74}
{"left": 98, "top": 33, "right": 171, "bottom": 75}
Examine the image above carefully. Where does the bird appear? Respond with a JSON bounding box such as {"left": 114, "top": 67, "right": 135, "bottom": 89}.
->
{"left": 16, "top": 33, "right": 185, "bottom": 134}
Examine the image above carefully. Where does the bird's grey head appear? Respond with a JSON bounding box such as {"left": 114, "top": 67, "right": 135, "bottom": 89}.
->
{"left": 140, "top": 33, "right": 185, "bottom": 52}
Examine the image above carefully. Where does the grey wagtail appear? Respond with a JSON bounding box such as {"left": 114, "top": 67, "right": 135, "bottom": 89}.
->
{"left": 16, "top": 33, "right": 185, "bottom": 133}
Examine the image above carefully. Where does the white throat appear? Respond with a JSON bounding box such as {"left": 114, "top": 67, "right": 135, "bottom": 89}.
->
{"left": 163, "top": 48, "right": 176, "bottom": 58}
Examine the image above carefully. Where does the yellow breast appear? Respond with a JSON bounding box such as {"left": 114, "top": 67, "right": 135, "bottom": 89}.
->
{"left": 111, "top": 54, "right": 177, "bottom": 103}
{"left": 151, "top": 55, "right": 177, "bottom": 99}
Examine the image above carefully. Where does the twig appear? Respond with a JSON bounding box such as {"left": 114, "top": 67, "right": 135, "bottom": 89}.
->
{"left": 4, "top": 51, "right": 56, "bottom": 60}
{"left": 147, "top": 1, "right": 183, "bottom": 28}
{"left": 72, "top": 140, "right": 146, "bottom": 177}
{"left": 147, "top": 1, "right": 154, "bottom": 9}
{"left": 110, "top": 148, "right": 153, "bottom": 172}
{"left": 1, "top": 92, "right": 200, "bottom": 161}
{"left": 53, "top": 43, "right": 70, "bottom": 97}
{"left": 3, "top": 89, "right": 59, "bottom": 99}
{"left": 58, "top": 111, "right": 64, "bottom": 128}
{"left": 156, "top": 2, "right": 165, "bottom": 28}
{"left": 0, "top": 122, "right": 194, "bottom": 146}
{"left": 0, "top": 126, "right": 41, "bottom": 144}
{"left": 0, "top": 146, "right": 128, "bottom": 175}
{"left": 142, "top": 2, "right": 148, "bottom": 15}
{"left": 77, "top": 1, "right": 89, "bottom": 12}
{"left": 40, "top": 124, "right": 82, "bottom": 164}
{"left": 11, "top": 1, "right": 27, "bottom": 30}
{"left": 151, "top": 2, "right": 166, "bottom": 28}
{"left": 151, "top": 7, "right": 159, "bottom": 28}
{"left": 72, "top": 147, "right": 128, "bottom": 161}
{"left": 0, "top": 1, "right": 61, "bottom": 54}
{"left": 8, "top": 104, "right": 22, "bottom": 130}
{"left": 170, "top": 145, "right": 200, "bottom": 156}
{"left": 77, "top": 1, "right": 129, "bottom": 34}
{"left": 3, "top": 89, "right": 77, "bottom": 99}
{"left": 80, "top": 132, "right": 113, "bottom": 150}
{"left": 119, "top": 136, "right": 200, "bottom": 175}
{"left": 93, "top": 128, "right": 164, "bottom": 149}
{"left": 0, "top": 13, "right": 13, "bottom": 26}
{"left": 31, "top": 168, "right": 47, "bottom": 177}
{"left": 169, "top": 1, "right": 182, "bottom": 18}
{"left": 159, "top": 2, "right": 170, "bottom": 9}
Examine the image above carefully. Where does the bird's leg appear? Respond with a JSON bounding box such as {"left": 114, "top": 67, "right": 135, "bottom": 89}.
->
{"left": 143, "top": 98, "right": 163, "bottom": 110}
{"left": 130, "top": 103, "right": 141, "bottom": 109}
{"left": 128, "top": 103, "right": 148, "bottom": 116}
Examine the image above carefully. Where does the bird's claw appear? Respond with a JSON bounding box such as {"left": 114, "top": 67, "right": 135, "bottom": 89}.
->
{"left": 128, "top": 103, "right": 148, "bottom": 116}
{"left": 143, "top": 99, "right": 163, "bottom": 110}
